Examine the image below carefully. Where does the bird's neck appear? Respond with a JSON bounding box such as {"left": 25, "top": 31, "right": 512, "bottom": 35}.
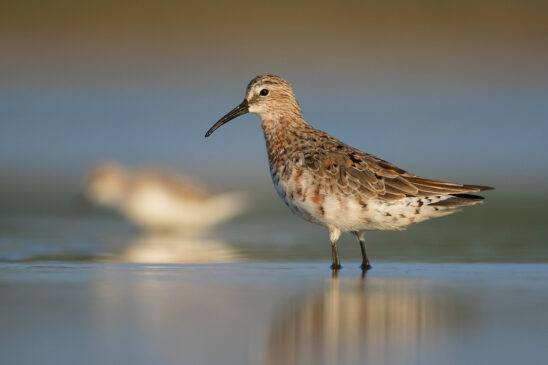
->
{"left": 261, "top": 115, "right": 308, "bottom": 173}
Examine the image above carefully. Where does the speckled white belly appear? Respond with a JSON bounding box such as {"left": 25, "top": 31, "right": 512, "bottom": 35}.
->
{"left": 271, "top": 169, "right": 462, "bottom": 232}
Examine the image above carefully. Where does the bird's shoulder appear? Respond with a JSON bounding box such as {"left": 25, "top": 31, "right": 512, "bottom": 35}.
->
{"left": 293, "top": 134, "right": 410, "bottom": 199}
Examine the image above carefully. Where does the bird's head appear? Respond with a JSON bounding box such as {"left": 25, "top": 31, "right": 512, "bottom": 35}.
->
{"left": 205, "top": 75, "right": 301, "bottom": 137}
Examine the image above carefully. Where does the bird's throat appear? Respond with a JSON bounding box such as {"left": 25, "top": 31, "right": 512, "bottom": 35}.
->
{"left": 261, "top": 116, "right": 307, "bottom": 175}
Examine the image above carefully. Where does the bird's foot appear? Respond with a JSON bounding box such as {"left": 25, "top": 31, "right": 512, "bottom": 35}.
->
{"left": 330, "top": 263, "right": 342, "bottom": 271}
{"left": 360, "top": 261, "right": 372, "bottom": 271}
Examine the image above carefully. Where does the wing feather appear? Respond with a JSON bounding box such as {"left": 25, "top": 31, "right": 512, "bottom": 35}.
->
{"left": 296, "top": 130, "right": 493, "bottom": 201}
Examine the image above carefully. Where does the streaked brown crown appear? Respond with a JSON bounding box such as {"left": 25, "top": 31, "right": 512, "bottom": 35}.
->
{"left": 245, "top": 75, "right": 302, "bottom": 120}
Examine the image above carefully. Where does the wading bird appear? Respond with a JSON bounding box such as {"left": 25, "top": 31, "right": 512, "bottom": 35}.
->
{"left": 205, "top": 75, "right": 492, "bottom": 270}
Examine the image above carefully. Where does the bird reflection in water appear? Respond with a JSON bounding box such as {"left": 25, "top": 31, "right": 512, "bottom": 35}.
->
{"left": 268, "top": 273, "right": 476, "bottom": 365}
{"left": 119, "top": 232, "right": 246, "bottom": 263}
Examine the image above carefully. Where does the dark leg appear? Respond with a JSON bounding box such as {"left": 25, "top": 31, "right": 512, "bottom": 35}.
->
{"left": 329, "top": 227, "right": 342, "bottom": 270}
{"left": 353, "top": 231, "right": 371, "bottom": 271}
{"left": 331, "top": 241, "right": 341, "bottom": 270}
{"left": 359, "top": 239, "right": 371, "bottom": 270}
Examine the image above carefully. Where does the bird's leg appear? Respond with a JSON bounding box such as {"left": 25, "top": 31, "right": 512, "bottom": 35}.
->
{"left": 353, "top": 231, "right": 371, "bottom": 271}
{"left": 329, "top": 227, "right": 342, "bottom": 270}
{"left": 331, "top": 244, "right": 341, "bottom": 270}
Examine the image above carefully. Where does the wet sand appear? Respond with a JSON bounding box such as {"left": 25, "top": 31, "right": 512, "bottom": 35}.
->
{"left": 2, "top": 262, "right": 548, "bottom": 365}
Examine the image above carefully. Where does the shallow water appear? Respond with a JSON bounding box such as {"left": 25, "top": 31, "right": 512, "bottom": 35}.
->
{"left": 1, "top": 194, "right": 547, "bottom": 264}
{"left": 2, "top": 262, "right": 548, "bottom": 365}
{"left": 1, "top": 196, "right": 548, "bottom": 364}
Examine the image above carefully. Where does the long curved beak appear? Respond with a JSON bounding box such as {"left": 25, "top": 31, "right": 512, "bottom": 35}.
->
{"left": 205, "top": 99, "right": 249, "bottom": 137}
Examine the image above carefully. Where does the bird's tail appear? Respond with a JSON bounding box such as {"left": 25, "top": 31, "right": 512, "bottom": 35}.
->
{"left": 429, "top": 193, "right": 485, "bottom": 208}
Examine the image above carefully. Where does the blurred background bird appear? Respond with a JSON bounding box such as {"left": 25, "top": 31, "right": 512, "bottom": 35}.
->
{"left": 82, "top": 162, "right": 250, "bottom": 232}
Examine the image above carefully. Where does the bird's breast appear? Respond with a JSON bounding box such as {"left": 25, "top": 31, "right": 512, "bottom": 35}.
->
{"left": 262, "top": 121, "right": 373, "bottom": 230}
{"left": 270, "top": 163, "right": 370, "bottom": 230}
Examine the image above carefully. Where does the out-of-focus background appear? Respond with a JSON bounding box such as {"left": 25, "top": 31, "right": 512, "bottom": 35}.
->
{"left": 1, "top": 0, "right": 547, "bottom": 262}
{"left": 2, "top": 2, "right": 548, "bottom": 365}
{"left": 2, "top": 0, "right": 548, "bottom": 200}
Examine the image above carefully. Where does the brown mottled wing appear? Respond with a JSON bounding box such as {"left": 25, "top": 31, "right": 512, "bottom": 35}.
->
{"left": 300, "top": 141, "right": 493, "bottom": 201}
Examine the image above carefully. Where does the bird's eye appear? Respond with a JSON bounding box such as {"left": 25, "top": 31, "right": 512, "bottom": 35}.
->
{"left": 260, "top": 89, "right": 269, "bottom": 96}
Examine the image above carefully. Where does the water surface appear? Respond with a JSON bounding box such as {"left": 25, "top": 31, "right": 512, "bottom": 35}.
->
{"left": 2, "top": 262, "right": 548, "bottom": 365}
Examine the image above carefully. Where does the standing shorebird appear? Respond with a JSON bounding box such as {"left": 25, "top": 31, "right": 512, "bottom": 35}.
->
{"left": 83, "top": 162, "right": 249, "bottom": 231}
{"left": 205, "top": 75, "right": 493, "bottom": 270}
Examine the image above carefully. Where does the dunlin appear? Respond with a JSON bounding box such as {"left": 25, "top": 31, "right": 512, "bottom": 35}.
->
{"left": 205, "top": 75, "right": 493, "bottom": 270}
{"left": 83, "top": 162, "right": 249, "bottom": 231}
